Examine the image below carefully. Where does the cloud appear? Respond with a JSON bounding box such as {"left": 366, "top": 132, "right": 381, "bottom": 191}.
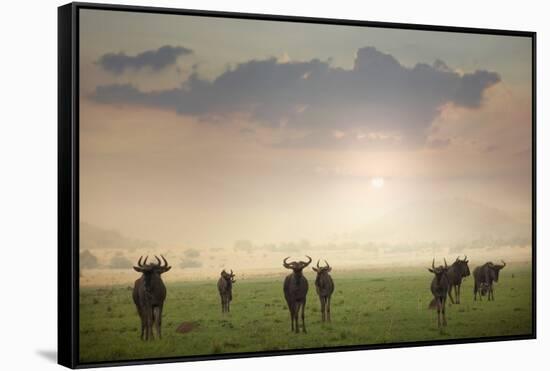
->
{"left": 92, "top": 47, "right": 500, "bottom": 148}
{"left": 97, "top": 45, "right": 193, "bottom": 74}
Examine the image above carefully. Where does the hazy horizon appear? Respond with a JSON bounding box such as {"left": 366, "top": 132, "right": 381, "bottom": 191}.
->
{"left": 79, "top": 9, "right": 532, "bottom": 283}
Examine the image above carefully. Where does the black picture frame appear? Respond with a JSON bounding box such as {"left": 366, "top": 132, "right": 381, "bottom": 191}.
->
{"left": 58, "top": 2, "right": 537, "bottom": 368}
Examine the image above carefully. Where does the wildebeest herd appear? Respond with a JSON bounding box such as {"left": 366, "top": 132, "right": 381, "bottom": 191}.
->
{"left": 131, "top": 254, "right": 506, "bottom": 340}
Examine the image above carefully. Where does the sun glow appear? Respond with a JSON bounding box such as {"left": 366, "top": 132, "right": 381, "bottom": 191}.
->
{"left": 371, "top": 177, "right": 385, "bottom": 188}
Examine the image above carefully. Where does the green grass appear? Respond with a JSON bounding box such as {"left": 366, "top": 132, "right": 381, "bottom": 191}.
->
{"left": 79, "top": 266, "right": 532, "bottom": 363}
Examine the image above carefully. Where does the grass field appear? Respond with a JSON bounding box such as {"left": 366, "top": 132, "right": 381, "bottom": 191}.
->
{"left": 79, "top": 265, "right": 532, "bottom": 363}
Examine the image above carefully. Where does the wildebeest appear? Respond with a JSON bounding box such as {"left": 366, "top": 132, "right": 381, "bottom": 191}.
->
{"left": 312, "top": 260, "right": 334, "bottom": 322}
{"left": 473, "top": 260, "right": 506, "bottom": 301}
{"left": 283, "top": 256, "right": 312, "bottom": 333}
{"left": 428, "top": 258, "right": 450, "bottom": 328}
{"left": 133, "top": 255, "right": 171, "bottom": 340}
{"left": 446, "top": 255, "right": 470, "bottom": 304}
{"left": 217, "top": 269, "right": 236, "bottom": 313}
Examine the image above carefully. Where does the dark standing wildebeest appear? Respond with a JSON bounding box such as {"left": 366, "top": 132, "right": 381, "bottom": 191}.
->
{"left": 428, "top": 258, "right": 450, "bottom": 328}
{"left": 473, "top": 260, "right": 506, "bottom": 301}
{"left": 446, "top": 255, "right": 470, "bottom": 304}
{"left": 283, "top": 256, "right": 312, "bottom": 333}
{"left": 217, "top": 269, "right": 236, "bottom": 313}
{"left": 312, "top": 260, "right": 334, "bottom": 322}
{"left": 133, "top": 255, "right": 171, "bottom": 340}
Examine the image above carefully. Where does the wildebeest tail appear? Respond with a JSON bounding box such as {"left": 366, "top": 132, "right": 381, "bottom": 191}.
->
{"left": 428, "top": 298, "right": 437, "bottom": 309}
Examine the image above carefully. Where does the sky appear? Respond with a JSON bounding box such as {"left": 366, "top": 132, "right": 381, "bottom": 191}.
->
{"left": 78, "top": 9, "right": 532, "bottom": 280}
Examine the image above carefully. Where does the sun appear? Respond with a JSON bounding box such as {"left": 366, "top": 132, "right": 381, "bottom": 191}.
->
{"left": 371, "top": 177, "right": 385, "bottom": 189}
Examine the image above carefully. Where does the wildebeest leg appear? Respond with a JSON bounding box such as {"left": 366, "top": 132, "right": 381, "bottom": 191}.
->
{"left": 137, "top": 308, "right": 145, "bottom": 340}
{"left": 457, "top": 284, "right": 461, "bottom": 304}
{"left": 140, "top": 315, "right": 145, "bottom": 340}
{"left": 304, "top": 300, "right": 308, "bottom": 333}
{"left": 289, "top": 304, "right": 295, "bottom": 332}
{"left": 474, "top": 283, "right": 478, "bottom": 301}
{"left": 435, "top": 298, "right": 441, "bottom": 327}
{"left": 319, "top": 296, "right": 325, "bottom": 322}
{"left": 442, "top": 298, "right": 447, "bottom": 326}
{"left": 144, "top": 308, "right": 152, "bottom": 340}
{"left": 153, "top": 306, "right": 162, "bottom": 339}
{"left": 448, "top": 286, "right": 455, "bottom": 304}
{"left": 327, "top": 296, "right": 331, "bottom": 322}
{"left": 489, "top": 285, "right": 494, "bottom": 301}
{"left": 294, "top": 303, "right": 300, "bottom": 333}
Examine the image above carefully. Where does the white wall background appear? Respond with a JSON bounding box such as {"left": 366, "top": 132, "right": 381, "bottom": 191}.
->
{"left": 0, "top": 0, "right": 546, "bottom": 369}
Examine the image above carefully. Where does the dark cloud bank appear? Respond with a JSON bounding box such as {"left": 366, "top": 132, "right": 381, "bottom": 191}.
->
{"left": 97, "top": 45, "right": 193, "bottom": 74}
{"left": 93, "top": 47, "right": 500, "bottom": 148}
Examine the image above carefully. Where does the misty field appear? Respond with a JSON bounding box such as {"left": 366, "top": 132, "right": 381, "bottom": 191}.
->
{"left": 79, "top": 265, "right": 532, "bottom": 363}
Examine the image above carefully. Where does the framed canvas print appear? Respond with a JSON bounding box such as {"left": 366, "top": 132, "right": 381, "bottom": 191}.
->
{"left": 58, "top": 2, "right": 536, "bottom": 368}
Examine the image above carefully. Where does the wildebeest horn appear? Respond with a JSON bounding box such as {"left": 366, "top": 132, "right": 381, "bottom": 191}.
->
{"left": 230, "top": 269, "right": 234, "bottom": 276}
{"left": 317, "top": 259, "right": 320, "bottom": 269}
{"left": 283, "top": 257, "right": 292, "bottom": 268}
{"left": 432, "top": 258, "right": 435, "bottom": 270}
{"left": 444, "top": 258, "right": 448, "bottom": 268}
{"left": 303, "top": 255, "right": 312, "bottom": 267}
{"left": 137, "top": 256, "right": 144, "bottom": 267}
{"left": 161, "top": 255, "right": 168, "bottom": 267}
{"left": 456, "top": 256, "right": 460, "bottom": 262}
{"left": 155, "top": 255, "right": 161, "bottom": 266}
{"left": 501, "top": 260, "right": 506, "bottom": 267}
{"left": 324, "top": 260, "right": 330, "bottom": 269}
{"left": 464, "top": 255, "right": 468, "bottom": 261}
{"left": 143, "top": 256, "right": 148, "bottom": 265}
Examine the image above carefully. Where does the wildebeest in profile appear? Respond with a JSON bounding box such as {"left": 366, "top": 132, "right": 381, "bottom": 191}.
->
{"left": 283, "top": 256, "right": 312, "bottom": 333}
{"left": 473, "top": 260, "right": 506, "bottom": 301}
{"left": 217, "top": 269, "right": 236, "bottom": 313}
{"left": 427, "top": 258, "right": 450, "bottom": 328}
{"left": 132, "top": 255, "right": 171, "bottom": 340}
{"left": 312, "top": 260, "right": 334, "bottom": 322}
{"left": 446, "top": 256, "right": 470, "bottom": 304}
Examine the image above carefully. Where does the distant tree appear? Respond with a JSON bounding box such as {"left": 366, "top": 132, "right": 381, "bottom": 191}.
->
{"left": 80, "top": 249, "right": 99, "bottom": 269}
{"left": 180, "top": 259, "right": 203, "bottom": 268}
{"left": 109, "top": 252, "right": 132, "bottom": 269}
{"left": 184, "top": 248, "right": 200, "bottom": 258}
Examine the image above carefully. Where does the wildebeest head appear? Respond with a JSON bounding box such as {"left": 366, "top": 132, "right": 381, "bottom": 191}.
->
{"left": 283, "top": 256, "right": 312, "bottom": 274}
{"left": 221, "top": 269, "right": 236, "bottom": 283}
{"left": 312, "top": 260, "right": 332, "bottom": 275}
{"left": 427, "top": 258, "right": 449, "bottom": 277}
{"left": 454, "top": 255, "right": 471, "bottom": 278}
{"left": 488, "top": 260, "right": 506, "bottom": 282}
{"left": 133, "top": 255, "right": 171, "bottom": 289}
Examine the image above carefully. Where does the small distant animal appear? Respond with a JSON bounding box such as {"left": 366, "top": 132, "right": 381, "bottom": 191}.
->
{"left": 217, "top": 269, "right": 236, "bottom": 313}
{"left": 312, "top": 260, "right": 334, "bottom": 322}
{"left": 283, "top": 256, "right": 312, "bottom": 333}
{"left": 427, "top": 258, "right": 450, "bottom": 328}
{"left": 133, "top": 255, "right": 171, "bottom": 340}
{"left": 473, "top": 260, "right": 506, "bottom": 301}
{"left": 446, "top": 256, "right": 470, "bottom": 304}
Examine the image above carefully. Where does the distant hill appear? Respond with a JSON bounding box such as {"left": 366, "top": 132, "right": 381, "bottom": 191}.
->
{"left": 80, "top": 222, "right": 156, "bottom": 250}
{"left": 349, "top": 198, "right": 530, "bottom": 244}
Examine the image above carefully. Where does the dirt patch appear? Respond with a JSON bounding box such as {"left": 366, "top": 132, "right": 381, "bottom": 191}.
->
{"left": 176, "top": 322, "right": 198, "bottom": 334}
